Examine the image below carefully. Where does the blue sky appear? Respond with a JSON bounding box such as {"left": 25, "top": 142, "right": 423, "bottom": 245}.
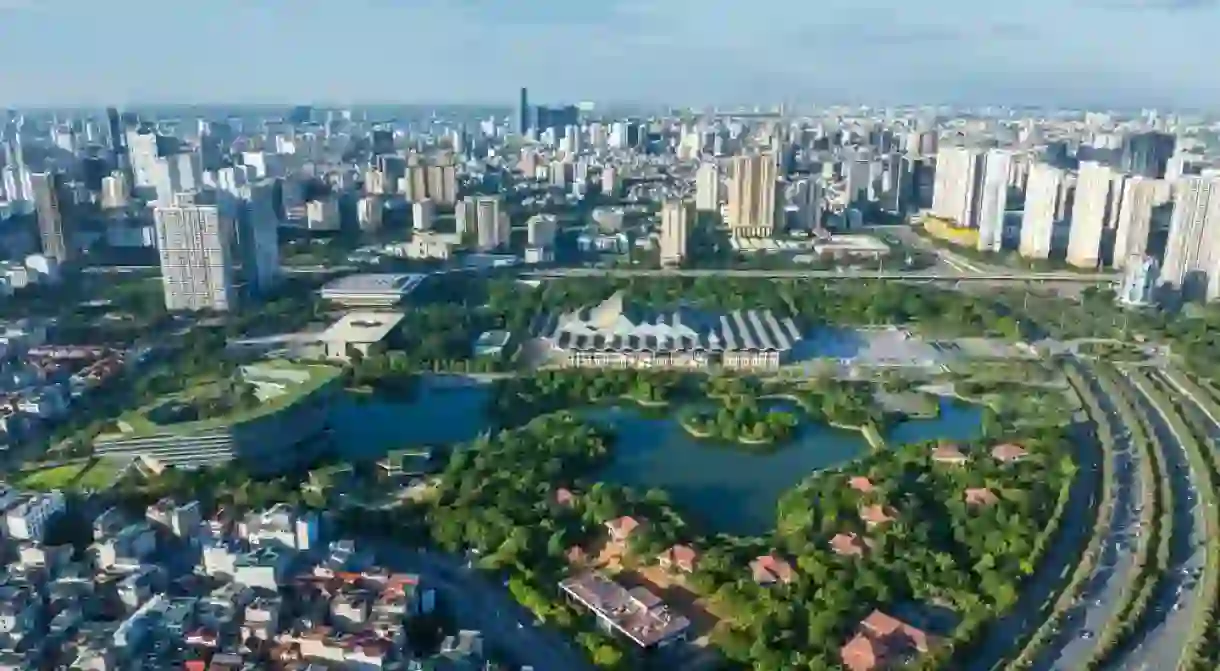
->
{"left": 0, "top": 0, "right": 1215, "bottom": 107}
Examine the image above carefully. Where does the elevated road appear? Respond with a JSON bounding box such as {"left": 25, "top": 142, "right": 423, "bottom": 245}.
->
{"left": 522, "top": 267, "right": 1120, "bottom": 283}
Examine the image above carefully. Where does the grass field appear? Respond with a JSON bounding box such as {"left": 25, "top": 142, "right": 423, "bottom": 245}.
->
{"left": 14, "top": 457, "right": 131, "bottom": 491}
{"left": 15, "top": 462, "right": 88, "bottom": 490}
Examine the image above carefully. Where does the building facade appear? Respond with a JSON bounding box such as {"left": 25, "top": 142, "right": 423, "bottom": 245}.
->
{"left": 154, "top": 191, "right": 238, "bottom": 312}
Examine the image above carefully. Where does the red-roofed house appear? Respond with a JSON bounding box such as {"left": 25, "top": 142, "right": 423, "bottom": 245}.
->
{"left": 931, "top": 443, "right": 968, "bottom": 465}
{"left": 555, "top": 488, "right": 576, "bottom": 507}
{"left": 849, "top": 476, "right": 877, "bottom": 494}
{"left": 841, "top": 633, "right": 887, "bottom": 671}
{"left": 750, "top": 554, "right": 796, "bottom": 585}
{"left": 991, "top": 443, "right": 1029, "bottom": 463}
{"left": 964, "top": 488, "right": 1000, "bottom": 508}
{"left": 605, "top": 516, "right": 641, "bottom": 542}
{"left": 830, "top": 532, "right": 871, "bottom": 557}
{"left": 840, "top": 609, "right": 934, "bottom": 670}
{"left": 657, "top": 544, "right": 699, "bottom": 573}
{"left": 859, "top": 504, "right": 897, "bottom": 529}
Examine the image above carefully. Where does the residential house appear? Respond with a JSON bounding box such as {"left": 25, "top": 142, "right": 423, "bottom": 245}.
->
{"left": 991, "top": 443, "right": 1029, "bottom": 464}
{"left": 931, "top": 443, "right": 968, "bottom": 465}
{"left": 964, "top": 488, "right": 1000, "bottom": 508}
{"left": 750, "top": 554, "right": 796, "bottom": 586}
{"left": 657, "top": 544, "right": 698, "bottom": 574}
{"left": 830, "top": 533, "right": 871, "bottom": 557}
{"left": 848, "top": 476, "right": 876, "bottom": 494}
{"left": 840, "top": 609, "right": 934, "bottom": 671}
{"left": 859, "top": 504, "right": 897, "bottom": 529}
{"left": 605, "top": 516, "right": 641, "bottom": 543}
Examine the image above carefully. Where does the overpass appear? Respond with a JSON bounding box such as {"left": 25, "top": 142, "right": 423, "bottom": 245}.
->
{"left": 520, "top": 268, "right": 1121, "bottom": 284}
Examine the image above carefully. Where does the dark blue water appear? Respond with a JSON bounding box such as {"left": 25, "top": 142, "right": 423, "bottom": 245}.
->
{"left": 329, "top": 381, "right": 982, "bottom": 535}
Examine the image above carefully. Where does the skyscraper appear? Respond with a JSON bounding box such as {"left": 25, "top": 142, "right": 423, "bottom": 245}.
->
{"left": 695, "top": 162, "right": 720, "bottom": 212}
{"left": 154, "top": 191, "right": 237, "bottom": 312}
{"left": 518, "top": 88, "right": 530, "bottom": 136}
{"left": 1121, "top": 132, "right": 1176, "bottom": 179}
{"left": 1160, "top": 177, "right": 1220, "bottom": 301}
{"left": 30, "top": 172, "right": 72, "bottom": 262}
{"left": 660, "top": 199, "right": 694, "bottom": 266}
{"left": 470, "top": 195, "right": 508, "bottom": 251}
{"left": 975, "top": 150, "right": 1011, "bottom": 252}
{"left": 1117, "top": 256, "right": 1159, "bottom": 307}
{"left": 106, "top": 107, "right": 128, "bottom": 176}
{"left": 931, "top": 146, "right": 981, "bottom": 228}
{"left": 413, "top": 198, "right": 435, "bottom": 232}
{"left": 237, "top": 180, "right": 280, "bottom": 296}
{"left": 725, "top": 152, "right": 777, "bottom": 237}
{"left": 1066, "top": 161, "right": 1113, "bottom": 268}
{"left": 1020, "top": 163, "right": 1063, "bottom": 260}
{"left": 1111, "top": 177, "right": 1168, "bottom": 268}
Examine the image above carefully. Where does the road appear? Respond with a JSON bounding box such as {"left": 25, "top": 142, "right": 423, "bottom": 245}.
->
{"left": 522, "top": 267, "right": 1119, "bottom": 283}
{"left": 371, "top": 542, "right": 594, "bottom": 671}
{"left": 1115, "top": 370, "right": 1207, "bottom": 671}
{"left": 1032, "top": 364, "right": 1145, "bottom": 669}
{"left": 966, "top": 367, "right": 1103, "bottom": 670}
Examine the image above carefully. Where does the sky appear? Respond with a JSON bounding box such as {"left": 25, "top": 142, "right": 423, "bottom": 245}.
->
{"left": 0, "top": 0, "right": 1216, "bottom": 108}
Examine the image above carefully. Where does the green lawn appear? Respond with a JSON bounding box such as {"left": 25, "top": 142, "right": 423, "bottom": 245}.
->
{"left": 15, "top": 462, "right": 88, "bottom": 490}
{"left": 102, "top": 361, "right": 342, "bottom": 438}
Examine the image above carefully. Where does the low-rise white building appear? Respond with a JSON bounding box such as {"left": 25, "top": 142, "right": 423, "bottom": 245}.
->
{"left": 4, "top": 490, "right": 66, "bottom": 541}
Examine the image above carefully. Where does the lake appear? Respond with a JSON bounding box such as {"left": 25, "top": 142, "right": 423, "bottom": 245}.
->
{"left": 328, "top": 376, "right": 983, "bottom": 535}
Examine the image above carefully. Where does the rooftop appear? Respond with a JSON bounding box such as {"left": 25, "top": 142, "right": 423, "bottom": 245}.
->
{"left": 320, "top": 311, "right": 405, "bottom": 344}
{"left": 560, "top": 572, "right": 691, "bottom": 648}
{"left": 321, "top": 273, "right": 427, "bottom": 296}
{"left": 98, "top": 360, "right": 341, "bottom": 439}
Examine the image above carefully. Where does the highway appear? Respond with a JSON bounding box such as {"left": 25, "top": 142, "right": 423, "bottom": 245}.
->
{"left": 1034, "top": 363, "right": 1145, "bottom": 670}
{"left": 522, "top": 267, "right": 1120, "bottom": 283}
{"left": 1117, "top": 370, "right": 1208, "bottom": 671}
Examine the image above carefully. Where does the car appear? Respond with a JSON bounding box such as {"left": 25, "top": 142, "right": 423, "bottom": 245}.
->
{"left": 1081, "top": 630, "right": 1094, "bottom": 639}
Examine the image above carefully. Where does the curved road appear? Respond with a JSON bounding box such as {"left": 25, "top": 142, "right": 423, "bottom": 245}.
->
{"left": 1115, "top": 370, "right": 1207, "bottom": 671}
{"left": 966, "top": 365, "right": 1103, "bottom": 671}
{"left": 1032, "top": 363, "right": 1144, "bottom": 669}
{"left": 371, "top": 542, "right": 594, "bottom": 671}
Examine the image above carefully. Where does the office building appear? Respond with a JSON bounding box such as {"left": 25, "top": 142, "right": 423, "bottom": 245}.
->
{"left": 931, "top": 146, "right": 981, "bottom": 228}
{"left": 128, "top": 130, "right": 160, "bottom": 189}
{"left": 237, "top": 180, "right": 280, "bottom": 295}
{"left": 975, "top": 150, "right": 1011, "bottom": 252}
{"left": 1111, "top": 177, "right": 1169, "bottom": 268}
{"left": 1117, "top": 256, "right": 1159, "bottom": 307}
{"left": 660, "top": 199, "right": 693, "bottom": 266}
{"left": 1066, "top": 161, "right": 1113, "bottom": 268}
{"left": 426, "top": 163, "right": 458, "bottom": 205}
{"left": 695, "top": 162, "right": 720, "bottom": 212}
{"left": 357, "top": 197, "right": 383, "bottom": 231}
{"left": 527, "top": 214, "right": 558, "bottom": 248}
{"left": 30, "top": 172, "right": 72, "bottom": 262}
{"left": 154, "top": 191, "right": 238, "bottom": 312}
{"left": 467, "top": 195, "right": 508, "bottom": 251}
{"left": 1121, "top": 132, "right": 1175, "bottom": 179}
{"left": 517, "top": 87, "right": 530, "bottom": 135}
{"left": 306, "top": 198, "right": 340, "bottom": 231}
{"left": 101, "top": 171, "right": 129, "bottom": 209}
{"left": 726, "top": 153, "right": 778, "bottom": 236}
{"left": 4, "top": 491, "right": 66, "bottom": 542}
{"left": 1020, "top": 164, "right": 1063, "bottom": 259}
{"left": 1161, "top": 177, "right": 1220, "bottom": 301}
{"left": 601, "top": 166, "right": 619, "bottom": 197}
{"left": 413, "top": 198, "right": 435, "bottom": 232}
{"left": 106, "top": 106, "right": 127, "bottom": 172}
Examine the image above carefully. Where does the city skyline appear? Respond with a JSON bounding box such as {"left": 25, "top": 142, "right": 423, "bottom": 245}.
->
{"left": 0, "top": 0, "right": 1218, "bottom": 108}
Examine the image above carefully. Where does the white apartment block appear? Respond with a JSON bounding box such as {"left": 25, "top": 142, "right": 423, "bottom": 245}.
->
{"left": 1066, "top": 161, "right": 1113, "bottom": 268}
{"left": 154, "top": 192, "right": 237, "bottom": 312}
{"left": 1020, "top": 163, "right": 1062, "bottom": 259}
